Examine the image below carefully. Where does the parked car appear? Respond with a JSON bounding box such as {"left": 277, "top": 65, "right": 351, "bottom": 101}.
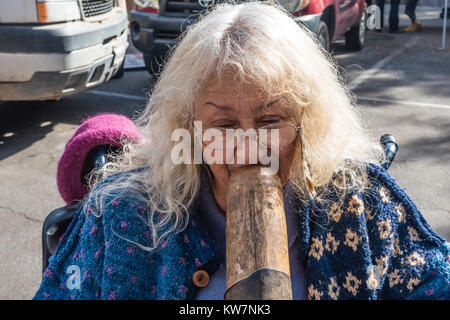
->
{"left": 0, "top": 0, "right": 129, "bottom": 101}
{"left": 130, "top": 0, "right": 367, "bottom": 78}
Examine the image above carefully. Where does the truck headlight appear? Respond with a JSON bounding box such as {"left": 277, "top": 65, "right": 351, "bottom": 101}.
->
{"left": 134, "top": 0, "right": 160, "bottom": 13}
{"left": 298, "top": 0, "right": 310, "bottom": 10}
{"left": 36, "top": 0, "right": 81, "bottom": 23}
{"left": 276, "top": 0, "right": 310, "bottom": 12}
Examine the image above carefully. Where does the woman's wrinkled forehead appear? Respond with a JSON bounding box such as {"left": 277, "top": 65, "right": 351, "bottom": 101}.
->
{"left": 194, "top": 73, "right": 293, "bottom": 117}
{"left": 201, "top": 73, "right": 265, "bottom": 98}
{"left": 202, "top": 83, "right": 265, "bottom": 105}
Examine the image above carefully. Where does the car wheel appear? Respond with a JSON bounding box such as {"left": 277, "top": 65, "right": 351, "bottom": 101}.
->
{"left": 144, "top": 54, "right": 164, "bottom": 79}
{"left": 345, "top": 8, "right": 367, "bottom": 50}
{"left": 317, "top": 21, "right": 330, "bottom": 52}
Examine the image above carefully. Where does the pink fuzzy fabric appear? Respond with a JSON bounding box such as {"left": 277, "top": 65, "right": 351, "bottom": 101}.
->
{"left": 57, "top": 113, "right": 142, "bottom": 204}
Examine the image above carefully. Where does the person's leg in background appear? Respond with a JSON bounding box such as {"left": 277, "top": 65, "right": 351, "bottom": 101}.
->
{"left": 376, "top": 0, "right": 386, "bottom": 31}
{"left": 389, "top": 0, "right": 400, "bottom": 32}
{"left": 404, "top": 0, "right": 421, "bottom": 32}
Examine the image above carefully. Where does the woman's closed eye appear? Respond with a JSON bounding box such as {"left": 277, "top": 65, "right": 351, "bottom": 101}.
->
{"left": 212, "top": 121, "right": 237, "bottom": 129}
{"left": 258, "top": 117, "right": 283, "bottom": 126}
{"left": 206, "top": 116, "right": 284, "bottom": 130}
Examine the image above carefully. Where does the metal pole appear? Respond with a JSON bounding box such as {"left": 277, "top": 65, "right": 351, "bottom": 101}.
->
{"left": 441, "top": 0, "right": 449, "bottom": 50}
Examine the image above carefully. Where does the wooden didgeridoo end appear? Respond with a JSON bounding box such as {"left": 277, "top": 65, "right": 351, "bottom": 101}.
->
{"left": 224, "top": 166, "right": 293, "bottom": 300}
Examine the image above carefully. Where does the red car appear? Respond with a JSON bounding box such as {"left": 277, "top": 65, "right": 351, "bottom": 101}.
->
{"left": 294, "top": 0, "right": 368, "bottom": 51}
{"left": 131, "top": 0, "right": 368, "bottom": 77}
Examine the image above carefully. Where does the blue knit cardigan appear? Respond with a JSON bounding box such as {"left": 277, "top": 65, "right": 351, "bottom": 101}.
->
{"left": 34, "top": 163, "right": 450, "bottom": 300}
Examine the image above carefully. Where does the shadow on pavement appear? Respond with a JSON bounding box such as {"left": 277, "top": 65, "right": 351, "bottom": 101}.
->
{"left": 0, "top": 72, "right": 152, "bottom": 161}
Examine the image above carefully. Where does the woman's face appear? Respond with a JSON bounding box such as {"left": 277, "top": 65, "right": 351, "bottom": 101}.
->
{"left": 195, "top": 74, "right": 299, "bottom": 212}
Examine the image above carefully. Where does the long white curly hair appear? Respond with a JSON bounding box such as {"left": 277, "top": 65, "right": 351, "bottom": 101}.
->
{"left": 86, "top": 0, "right": 384, "bottom": 250}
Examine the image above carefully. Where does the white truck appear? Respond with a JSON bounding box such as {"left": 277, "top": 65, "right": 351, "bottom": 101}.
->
{"left": 0, "top": 0, "right": 129, "bottom": 101}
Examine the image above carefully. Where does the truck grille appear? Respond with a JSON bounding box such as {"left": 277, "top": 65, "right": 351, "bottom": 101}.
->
{"left": 81, "top": 0, "right": 115, "bottom": 18}
{"left": 164, "top": 0, "right": 211, "bottom": 16}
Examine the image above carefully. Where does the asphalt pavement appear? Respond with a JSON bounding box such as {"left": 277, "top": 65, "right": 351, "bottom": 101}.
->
{"left": 0, "top": 5, "right": 449, "bottom": 299}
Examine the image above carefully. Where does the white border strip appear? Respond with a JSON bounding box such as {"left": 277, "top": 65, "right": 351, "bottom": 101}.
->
{"left": 347, "top": 37, "right": 419, "bottom": 91}
{"left": 87, "top": 90, "right": 146, "bottom": 101}
{"left": 358, "top": 96, "right": 450, "bottom": 110}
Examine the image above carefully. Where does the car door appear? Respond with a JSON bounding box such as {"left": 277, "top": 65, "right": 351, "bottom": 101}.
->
{"left": 335, "top": 0, "right": 358, "bottom": 36}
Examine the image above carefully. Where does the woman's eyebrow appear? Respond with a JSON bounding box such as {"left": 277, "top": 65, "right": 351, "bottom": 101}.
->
{"left": 204, "top": 98, "right": 281, "bottom": 111}
{"left": 262, "top": 98, "right": 281, "bottom": 110}
{"left": 204, "top": 102, "right": 233, "bottom": 110}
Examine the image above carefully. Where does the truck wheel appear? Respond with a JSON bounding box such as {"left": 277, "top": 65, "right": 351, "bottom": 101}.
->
{"left": 317, "top": 21, "right": 330, "bottom": 52}
{"left": 112, "top": 60, "right": 125, "bottom": 79}
{"left": 144, "top": 54, "right": 164, "bottom": 79}
{"left": 345, "top": 8, "right": 366, "bottom": 50}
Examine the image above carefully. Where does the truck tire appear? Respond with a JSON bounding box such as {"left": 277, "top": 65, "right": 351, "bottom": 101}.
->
{"left": 144, "top": 54, "right": 164, "bottom": 79}
{"left": 317, "top": 21, "right": 330, "bottom": 52}
{"left": 345, "top": 8, "right": 367, "bottom": 50}
{"left": 112, "top": 60, "right": 125, "bottom": 79}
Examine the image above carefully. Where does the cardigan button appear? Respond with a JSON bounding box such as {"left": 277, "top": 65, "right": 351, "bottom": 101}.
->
{"left": 192, "top": 270, "right": 209, "bottom": 288}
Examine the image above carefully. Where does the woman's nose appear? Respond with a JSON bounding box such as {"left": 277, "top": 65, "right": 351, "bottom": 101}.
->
{"left": 235, "top": 135, "right": 254, "bottom": 165}
{"left": 231, "top": 131, "right": 265, "bottom": 167}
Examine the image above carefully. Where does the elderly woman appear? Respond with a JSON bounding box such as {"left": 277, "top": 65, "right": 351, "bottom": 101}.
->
{"left": 35, "top": 2, "right": 449, "bottom": 300}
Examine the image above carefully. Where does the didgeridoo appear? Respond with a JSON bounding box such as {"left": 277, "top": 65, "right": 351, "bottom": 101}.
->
{"left": 225, "top": 166, "right": 292, "bottom": 300}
